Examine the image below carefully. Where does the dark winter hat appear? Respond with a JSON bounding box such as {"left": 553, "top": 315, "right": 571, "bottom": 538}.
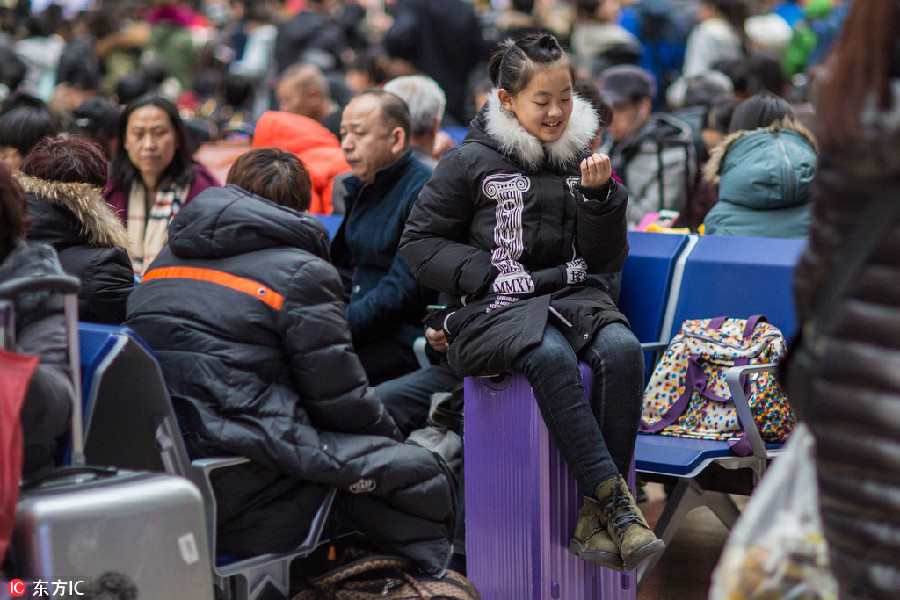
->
{"left": 599, "top": 65, "right": 657, "bottom": 106}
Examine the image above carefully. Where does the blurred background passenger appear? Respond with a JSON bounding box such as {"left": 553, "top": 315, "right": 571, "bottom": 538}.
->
{"left": 14, "top": 13, "right": 65, "bottom": 101}
{"left": 0, "top": 95, "right": 58, "bottom": 171}
{"left": 667, "top": 0, "right": 748, "bottom": 108}
{"left": 141, "top": 0, "right": 197, "bottom": 92}
{"left": 104, "top": 94, "right": 220, "bottom": 275}
{"left": 70, "top": 97, "right": 122, "bottom": 160}
{"left": 569, "top": 0, "right": 640, "bottom": 76}
{"left": 223, "top": 0, "right": 277, "bottom": 122}
{"left": 276, "top": 61, "right": 342, "bottom": 137}
{"left": 702, "top": 92, "right": 816, "bottom": 238}
{"left": 20, "top": 136, "right": 133, "bottom": 324}
{"left": 382, "top": 75, "right": 450, "bottom": 167}
{"left": 682, "top": 94, "right": 739, "bottom": 232}
{"left": 0, "top": 46, "right": 28, "bottom": 102}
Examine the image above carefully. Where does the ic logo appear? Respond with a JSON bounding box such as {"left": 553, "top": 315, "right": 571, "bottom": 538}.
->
{"left": 8, "top": 579, "right": 26, "bottom": 596}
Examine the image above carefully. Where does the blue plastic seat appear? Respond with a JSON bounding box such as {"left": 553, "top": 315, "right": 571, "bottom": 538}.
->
{"left": 310, "top": 213, "right": 343, "bottom": 240}
{"left": 78, "top": 323, "right": 128, "bottom": 433}
{"left": 80, "top": 324, "right": 335, "bottom": 600}
{"left": 630, "top": 234, "right": 806, "bottom": 588}
{"left": 440, "top": 126, "right": 468, "bottom": 146}
{"left": 663, "top": 234, "right": 805, "bottom": 341}
{"left": 620, "top": 231, "right": 692, "bottom": 382}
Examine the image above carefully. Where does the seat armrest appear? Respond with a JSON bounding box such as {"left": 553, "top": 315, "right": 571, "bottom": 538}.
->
{"left": 192, "top": 456, "right": 251, "bottom": 474}
{"left": 184, "top": 456, "right": 251, "bottom": 565}
{"left": 640, "top": 342, "right": 669, "bottom": 352}
{"left": 726, "top": 363, "right": 776, "bottom": 459}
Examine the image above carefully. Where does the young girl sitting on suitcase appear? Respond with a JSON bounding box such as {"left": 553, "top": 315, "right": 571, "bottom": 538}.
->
{"left": 400, "top": 32, "right": 664, "bottom": 571}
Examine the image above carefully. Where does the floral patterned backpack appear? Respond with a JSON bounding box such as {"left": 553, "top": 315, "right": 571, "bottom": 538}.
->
{"left": 640, "top": 315, "right": 795, "bottom": 454}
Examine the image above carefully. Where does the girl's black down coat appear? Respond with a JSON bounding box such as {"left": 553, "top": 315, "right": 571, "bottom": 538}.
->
{"left": 125, "top": 185, "right": 454, "bottom": 573}
{"left": 400, "top": 93, "right": 631, "bottom": 376}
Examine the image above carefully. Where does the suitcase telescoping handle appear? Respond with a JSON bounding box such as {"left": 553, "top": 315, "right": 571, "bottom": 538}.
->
{"left": 20, "top": 465, "right": 118, "bottom": 491}
{"left": 0, "top": 275, "right": 85, "bottom": 466}
{"left": 0, "top": 275, "right": 81, "bottom": 297}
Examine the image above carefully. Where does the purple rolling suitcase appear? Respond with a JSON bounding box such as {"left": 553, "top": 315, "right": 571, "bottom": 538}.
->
{"left": 465, "top": 364, "right": 637, "bottom": 600}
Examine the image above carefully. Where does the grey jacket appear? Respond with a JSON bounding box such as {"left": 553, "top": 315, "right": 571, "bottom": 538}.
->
{"left": 608, "top": 112, "right": 696, "bottom": 228}
{"left": 0, "top": 241, "right": 74, "bottom": 478}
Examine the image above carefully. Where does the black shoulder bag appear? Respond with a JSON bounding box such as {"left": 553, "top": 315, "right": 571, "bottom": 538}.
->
{"left": 782, "top": 187, "right": 900, "bottom": 414}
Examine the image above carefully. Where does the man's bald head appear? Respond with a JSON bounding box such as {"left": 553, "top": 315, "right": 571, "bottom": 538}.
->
{"left": 276, "top": 62, "right": 332, "bottom": 121}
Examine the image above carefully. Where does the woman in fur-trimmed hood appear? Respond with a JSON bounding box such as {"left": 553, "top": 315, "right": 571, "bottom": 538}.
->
{"left": 402, "top": 34, "right": 664, "bottom": 573}
{"left": 21, "top": 136, "right": 134, "bottom": 324}
{"left": 701, "top": 116, "right": 817, "bottom": 239}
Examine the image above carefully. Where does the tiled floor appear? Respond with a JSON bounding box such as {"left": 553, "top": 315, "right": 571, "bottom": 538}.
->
{"left": 637, "top": 483, "right": 745, "bottom": 600}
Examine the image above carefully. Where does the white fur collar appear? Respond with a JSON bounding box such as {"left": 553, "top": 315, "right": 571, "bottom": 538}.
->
{"left": 484, "top": 90, "right": 599, "bottom": 171}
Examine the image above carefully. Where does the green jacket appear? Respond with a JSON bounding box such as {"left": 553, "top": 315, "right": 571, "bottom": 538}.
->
{"left": 702, "top": 118, "right": 818, "bottom": 239}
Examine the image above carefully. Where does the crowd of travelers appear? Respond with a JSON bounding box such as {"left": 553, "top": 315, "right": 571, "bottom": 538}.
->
{"left": 6, "top": 0, "right": 899, "bottom": 599}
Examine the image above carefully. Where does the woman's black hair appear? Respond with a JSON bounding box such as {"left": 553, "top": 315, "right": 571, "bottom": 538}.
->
{"left": 110, "top": 94, "right": 193, "bottom": 193}
{"left": 487, "top": 32, "right": 575, "bottom": 97}
{"left": 0, "top": 104, "right": 58, "bottom": 157}
{"left": 704, "top": 95, "right": 739, "bottom": 133}
{"left": 729, "top": 92, "right": 795, "bottom": 132}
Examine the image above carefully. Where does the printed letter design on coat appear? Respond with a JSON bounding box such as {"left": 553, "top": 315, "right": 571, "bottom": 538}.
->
{"left": 349, "top": 478, "right": 376, "bottom": 494}
{"left": 484, "top": 174, "right": 535, "bottom": 309}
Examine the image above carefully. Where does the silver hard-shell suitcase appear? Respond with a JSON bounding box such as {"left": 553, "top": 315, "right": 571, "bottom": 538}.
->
{"left": 12, "top": 469, "right": 212, "bottom": 598}
{"left": 2, "top": 275, "right": 214, "bottom": 600}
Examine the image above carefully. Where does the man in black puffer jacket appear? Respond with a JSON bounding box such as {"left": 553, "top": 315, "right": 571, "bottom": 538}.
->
{"left": 126, "top": 149, "right": 454, "bottom": 574}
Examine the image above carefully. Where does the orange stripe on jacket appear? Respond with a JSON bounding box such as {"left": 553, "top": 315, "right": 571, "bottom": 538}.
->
{"left": 142, "top": 266, "right": 284, "bottom": 310}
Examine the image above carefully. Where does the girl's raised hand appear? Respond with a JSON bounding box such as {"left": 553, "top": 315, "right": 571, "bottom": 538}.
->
{"left": 580, "top": 153, "right": 612, "bottom": 188}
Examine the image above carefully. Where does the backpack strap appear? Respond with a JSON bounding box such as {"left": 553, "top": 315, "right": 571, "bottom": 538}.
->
{"left": 708, "top": 315, "right": 769, "bottom": 455}
{"left": 640, "top": 356, "right": 704, "bottom": 432}
{"left": 707, "top": 314, "right": 766, "bottom": 339}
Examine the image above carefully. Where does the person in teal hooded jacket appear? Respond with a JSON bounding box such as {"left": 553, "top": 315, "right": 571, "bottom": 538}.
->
{"left": 701, "top": 95, "right": 817, "bottom": 239}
